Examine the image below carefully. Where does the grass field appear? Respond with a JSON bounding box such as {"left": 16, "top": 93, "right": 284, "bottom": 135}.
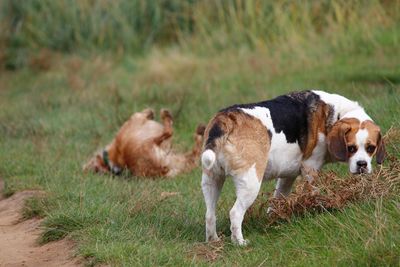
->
{"left": 1, "top": 1, "right": 400, "bottom": 266}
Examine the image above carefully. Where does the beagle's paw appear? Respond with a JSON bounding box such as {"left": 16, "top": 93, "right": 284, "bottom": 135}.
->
{"left": 231, "top": 236, "right": 249, "bottom": 246}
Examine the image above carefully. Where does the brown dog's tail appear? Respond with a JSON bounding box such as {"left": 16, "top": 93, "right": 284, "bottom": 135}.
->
{"left": 185, "top": 124, "right": 206, "bottom": 164}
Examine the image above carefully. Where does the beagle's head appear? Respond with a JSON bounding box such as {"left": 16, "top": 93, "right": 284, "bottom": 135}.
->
{"left": 327, "top": 118, "right": 385, "bottom": 174}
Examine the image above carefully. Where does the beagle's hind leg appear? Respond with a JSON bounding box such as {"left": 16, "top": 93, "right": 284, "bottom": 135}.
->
{"left": 202, "top": 170, "right": 225, "bottom": 242}
{"left": 230, "top": 165, "right": 262, "bottom": 246}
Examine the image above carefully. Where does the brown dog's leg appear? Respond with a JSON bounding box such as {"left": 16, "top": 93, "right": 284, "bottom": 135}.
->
{"left": 164, "top": 123, "right": 206, "bottom": 177}
{"left": 141, "top": 108, "right": 155, "bottom": 120}
{"left": 153, "top": 109, "right": 173, "bottom": 145}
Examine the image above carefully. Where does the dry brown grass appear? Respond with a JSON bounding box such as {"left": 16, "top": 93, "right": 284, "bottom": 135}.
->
{"left": 188, "top": 238, "right": 225, "bottom": 263}
{"left": 255, "top": 127, "right": 400, "bottom": 225}
{"left": 136, "top": 50, "right": 199, "bottom": 86}
{"left": 29, "top": 49, "right": 54, "bottom": 71}
{"left": 65, "top": 56, "right": 85, "bottom": 91}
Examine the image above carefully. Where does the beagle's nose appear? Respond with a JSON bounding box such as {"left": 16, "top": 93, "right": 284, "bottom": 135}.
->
{"left": 357, "top": 160, "right": 368, "bottom": 168}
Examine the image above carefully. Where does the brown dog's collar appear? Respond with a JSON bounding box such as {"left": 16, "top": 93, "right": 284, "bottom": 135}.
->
{"left": 102, "top": 150, "right": 111, "bottom": 170}
{"left": 103, "top": 150, "right": 122, "bottom": 175}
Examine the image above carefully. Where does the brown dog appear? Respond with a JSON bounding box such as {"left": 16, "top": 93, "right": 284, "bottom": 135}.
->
{"left": 84, "top": 108, "right": 205, "bottom": 177}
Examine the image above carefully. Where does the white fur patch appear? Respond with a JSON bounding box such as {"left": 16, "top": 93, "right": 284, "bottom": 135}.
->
{"left": 202, "top": 171, "right": 224, "bottom": 242}
{"left": 302, "top": 133, "right": 327, "bottom": 170}
{"left": 342, "top": 109, "right": 373, "bottom": 122}
{"left": 313, "top": 90, "right": 372, "bottom": 122}
{"left": 230, "top": 164, "right": 261, "bottom": 245}
{"left": 202, "top": 149, "right": 216, "bottom": 170}
{"left": 349, "top": 129, "right": 372, "bottom": 173}
{"left": 240, "top": 106, "right": 274, "bottom": 129}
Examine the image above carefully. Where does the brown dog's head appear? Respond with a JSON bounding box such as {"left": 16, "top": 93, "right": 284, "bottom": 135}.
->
{"left": 83, "top": 149, "right": 122, "bottom": 175}
{"left": 83, "top": 150, "right": 109, "bottom": 174}
{"left": 327, "top": 118, "right": 385, "bottom": 174}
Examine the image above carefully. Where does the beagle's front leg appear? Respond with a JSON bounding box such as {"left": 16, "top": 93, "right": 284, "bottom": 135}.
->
{"left": 300, "top": 163, "right": 319, "bottom": 183}
{"left": 300, "top": 163, "right": 320, "bottom": 194}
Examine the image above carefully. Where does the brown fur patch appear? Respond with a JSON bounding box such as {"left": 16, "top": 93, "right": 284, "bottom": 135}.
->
{"left": 303, "top": 101, "right": 331, "bottom": 159}
{"left": 327, "top": 118, "right": 359, "bottom": 161}
{"left": 341, "top": 118, "right": 362, "bottom": 146}
{"left": 203, "top": 111, "right": 271, "bottom": 180}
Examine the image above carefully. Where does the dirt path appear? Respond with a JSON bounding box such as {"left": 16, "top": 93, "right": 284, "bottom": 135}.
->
{"left": 0, "top": 179, "right": 81, "bottom": 267}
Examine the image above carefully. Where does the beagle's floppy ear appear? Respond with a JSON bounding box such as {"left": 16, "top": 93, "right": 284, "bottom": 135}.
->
{"left": 327, "top": 121, "right": 351, "bottom": 162}
{"left": 376, "top": 133, "right": 386, "bottom": 164}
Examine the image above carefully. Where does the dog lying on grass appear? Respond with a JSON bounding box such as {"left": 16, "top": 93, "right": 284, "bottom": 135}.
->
{"left": 84, "top": 108, "right": 205, "bottom": 178}
{"left": 201, "top": 90, "right": 385, "bottom": 245}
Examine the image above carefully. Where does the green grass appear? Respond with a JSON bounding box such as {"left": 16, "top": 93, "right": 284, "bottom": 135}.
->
{"left": 1, "top": 2, "right": 400, "bottom": 266}
{"left": 1, "top": 48, "right": 399, "bottom": 265}
{"left": 22, "top": 194, "right": 50, "bottom": 220}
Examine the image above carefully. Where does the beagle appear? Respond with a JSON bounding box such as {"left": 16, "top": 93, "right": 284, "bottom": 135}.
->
{"left": 84, "top": 108, "right": 205, "bottom": 178}
{"left": 200, "top": 90, "right": 385, "bottom": 245}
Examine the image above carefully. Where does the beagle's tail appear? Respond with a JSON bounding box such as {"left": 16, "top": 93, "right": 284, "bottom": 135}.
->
{"left": 201, "top": 149, "right": 216, "bottom": 170}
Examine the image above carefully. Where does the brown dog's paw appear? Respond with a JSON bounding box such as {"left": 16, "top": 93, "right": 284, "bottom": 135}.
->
{"left": 160, "top": 109, "right": 173, "bottom": 120}
{"left": 142, "top": 108, "right": 155, "bottom": 120}
{"left": 196, "top": 124, "right": 206, "bottom": 136}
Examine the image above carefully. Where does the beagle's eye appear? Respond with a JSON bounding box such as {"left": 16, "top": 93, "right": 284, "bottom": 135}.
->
{"left": 366, "top": 145, "right": 376, "bottom": 153}
{"left": 347, "top": 145, "right": 357, "bottom": 153}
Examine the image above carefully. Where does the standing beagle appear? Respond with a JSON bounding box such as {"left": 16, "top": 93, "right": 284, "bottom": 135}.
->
{"left": 201, "top": 90, "right": 385, "bottom": 245}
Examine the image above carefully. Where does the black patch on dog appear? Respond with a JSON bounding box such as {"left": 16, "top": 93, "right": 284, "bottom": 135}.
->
{"left": 220, "top": 90, "right": 321, "bottom": 150}
{"left": 205, "top": 123, "right": 224, "bottom": 149}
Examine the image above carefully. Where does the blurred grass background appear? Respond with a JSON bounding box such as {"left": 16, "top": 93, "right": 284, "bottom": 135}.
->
{"left": 0, "top": 0, "right": 400, "bottom": 266}
{"left": 1, "top": 0, "right": 399, "bottom": 68}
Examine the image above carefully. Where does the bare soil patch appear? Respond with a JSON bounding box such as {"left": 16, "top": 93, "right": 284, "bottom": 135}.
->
{"left": 0, "top": 182, "right": 81, "bottom": 267}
